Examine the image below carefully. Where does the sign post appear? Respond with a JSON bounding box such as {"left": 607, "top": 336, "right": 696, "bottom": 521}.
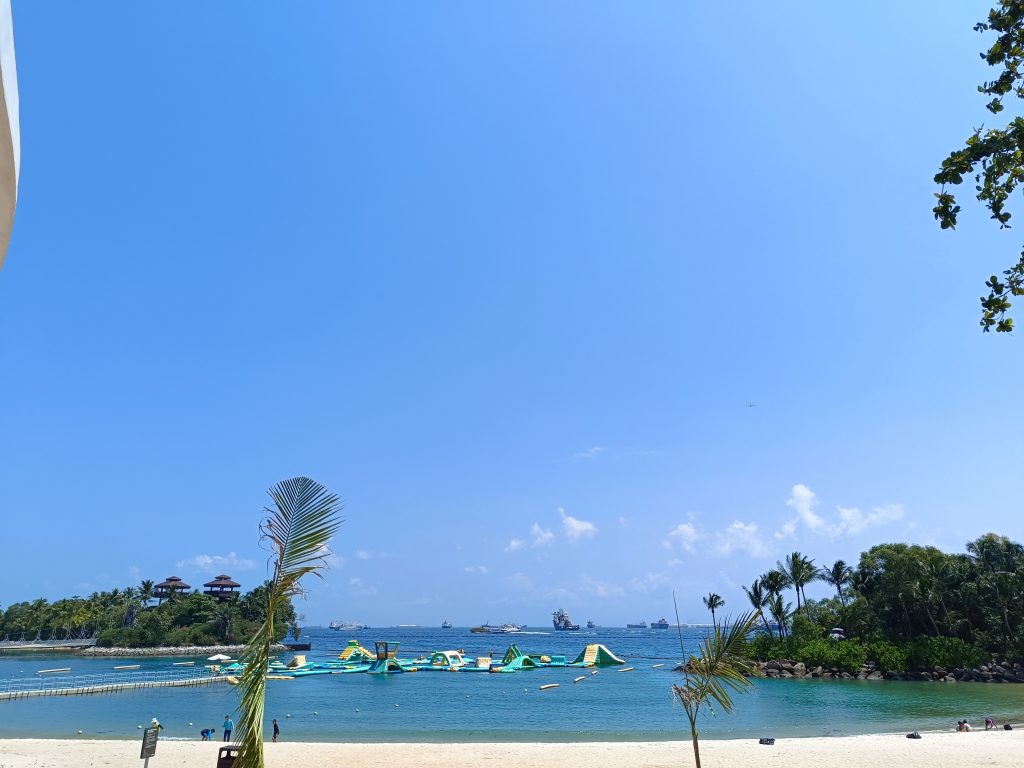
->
{"left": 140, "top": 726, "right": 159, "bottom": 768}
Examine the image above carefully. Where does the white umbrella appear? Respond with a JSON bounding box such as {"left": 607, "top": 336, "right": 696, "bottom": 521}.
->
{"left": 207, "top": 654, "right": 231, "bottom": 661}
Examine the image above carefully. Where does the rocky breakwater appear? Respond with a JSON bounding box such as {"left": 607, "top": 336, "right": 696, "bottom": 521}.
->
{"left": 80, "top": 644, "right": 286, "bottom": 658}
{"left": 749, "top": 659, "right": 1024, "bottom": 683}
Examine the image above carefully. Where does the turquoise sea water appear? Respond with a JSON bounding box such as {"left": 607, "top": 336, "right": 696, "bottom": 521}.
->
{"left": 1, "top": 626, "right": 1021, "bottom": 741}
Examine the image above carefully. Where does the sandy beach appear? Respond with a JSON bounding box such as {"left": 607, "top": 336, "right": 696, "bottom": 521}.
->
{"left": 1, "top": 732, "right": 1021, "bottom": 768}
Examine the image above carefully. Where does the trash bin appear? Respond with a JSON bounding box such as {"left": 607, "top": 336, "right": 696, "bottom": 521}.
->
{"left": 216, "top": 747, "right": 239, "bottom": 768}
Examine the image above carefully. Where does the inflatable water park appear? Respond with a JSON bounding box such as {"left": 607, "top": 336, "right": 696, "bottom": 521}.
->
{"left": 219, "top": 640, "right": 626, "bottom": 681}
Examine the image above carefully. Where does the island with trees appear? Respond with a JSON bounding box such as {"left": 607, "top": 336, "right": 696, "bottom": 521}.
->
{"left": 729, "top": 533, "right": 1024, "bottom": 681}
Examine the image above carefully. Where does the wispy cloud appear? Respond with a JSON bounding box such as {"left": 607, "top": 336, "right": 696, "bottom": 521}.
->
{"left": 505, "top": 538, "right": 526, "bottom": 553}
{"left": 176, "top": 552, "right": 255, "bottom": 573}
{"left": 837, "top": 503, "right": 904, "bottom": 534}
{"left": 559, "top": 507, "right": 597, "bottom": 542}
{"left": 574, "top": 446, "right": 604, "bottom": 459}
{"left": 355, "top": 550, "right": 371, "bottom": 560}
{"left": 777, "top": 484, "right": 905, "bottom": 539}
{"left": 664, "top": 522, "right": 701, "bottom": 552}
{"left": 785, "top": 484, "right": 834, "bottom": 535}
{"left": 531, "top": 523, "right": 555, "bottom": 546}
{"left": 627, "top": 571, "right": 673, "bottom": 594}
{"left": 715, "top": 521, "right": 769, "bottom": 557}
{"left": 579, "top": 574, "right": 625, "bottom": 598}
{"left": 464, "top": 565, "right": 489, "bottom": 575}
{"left": 349, "top": 577, "right": 377, "bottom": 597}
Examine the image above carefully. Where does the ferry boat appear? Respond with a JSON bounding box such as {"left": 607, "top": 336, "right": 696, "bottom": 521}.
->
{"left": 441, "top": 620, "right": 453, "bottom": 629}
{"left": 651, "top": 618, "right": 670, "bottom": 629}
{"left": 470, "top": 623, "right": 522, "bottom": 634}
{"left": 552, "top": 609, "right": 580, "bottom": 631}
{"left": 626, "top": 620, "right": 648, "bottom": 629}
{"left": 329, "top": 621, "right": 367, "bottom": 631}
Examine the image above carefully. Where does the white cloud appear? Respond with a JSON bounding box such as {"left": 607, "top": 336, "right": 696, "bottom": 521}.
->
{"left": 531, "top": 523, "right": 555, "bottom": 546}
{"left": 774, "top": 519, "right": 797, "bottom": 540}
{"left": 777, "top": 484, "right": 905, "bottom": 539}
{"left": 785, "top": 484, "right": 835, "bottom": 535}
{"left": 574, "top": 446, "right": 604, "bottom": 459}
{"left": 559, "top": 507, "right": 597, "bottom": 542}
{"left": 715, "top": 521, "right": 769, "bottom": 557}
{"left": 627, "top": 570, "right": 672, "bottom": 594}
{"left": 618, "top": 516, "right": 629, "bottom": 528}
{"left": 505, "top": 538, "right": 525, "bottom": 553}
{"left": 348, "top": 577, "right": 377, "bottom": 597}
{"left": 176, "top": 552, "right": 255, "bottom": 573}
{"left": 355, "top": 550, "right": 371, "bottom": 560}
{"left": 837, "top": 503, "right": 904, "bottom": 535}
{"left": 128, "top": 565, "right": 140, "bottom": 582}
{"left": 464, "top": 565, "right": 489, "bottom": 575}
{"left": 667, "top": 558, "right": 683, "bottom": 567}
{"left": 579, "top": 574, "right": 625, "bottom": 598}
{"left": 664, "top": 522, "right": 701, "bottom": 552}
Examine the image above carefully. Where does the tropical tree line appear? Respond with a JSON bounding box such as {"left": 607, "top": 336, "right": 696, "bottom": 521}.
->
{"left": 0, "top": 580, "right": 297, "bottom": 648}
{"left": 700, "top": 533, "right": 1024, "bottom": 672}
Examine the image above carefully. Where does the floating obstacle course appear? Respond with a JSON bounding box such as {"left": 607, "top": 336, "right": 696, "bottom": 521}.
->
{"left": 571, "top": 644, "right": 626, "bottom": 667}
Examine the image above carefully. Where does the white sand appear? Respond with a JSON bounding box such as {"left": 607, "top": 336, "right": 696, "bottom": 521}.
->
{"left": 0, "top": 732, "right": 1021, "bottom": 768}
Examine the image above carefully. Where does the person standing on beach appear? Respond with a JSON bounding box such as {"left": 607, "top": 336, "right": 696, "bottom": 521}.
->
{"left": 223, "top": 715, "right": 234, "bottom": 741}
{"left": 272, "top": 719, "right": 279, "bottom": 742}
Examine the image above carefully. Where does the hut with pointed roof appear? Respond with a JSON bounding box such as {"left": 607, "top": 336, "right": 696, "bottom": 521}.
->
{"left": 153, "top": 576, "right": 191, "bottom": 603}
{"left": 203, "top": 574, "right": 241, "bottom": 602}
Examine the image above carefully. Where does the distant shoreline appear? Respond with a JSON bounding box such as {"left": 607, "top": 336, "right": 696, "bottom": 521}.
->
{"left": 78, "top": 644, "right": 286, "bottom": 658}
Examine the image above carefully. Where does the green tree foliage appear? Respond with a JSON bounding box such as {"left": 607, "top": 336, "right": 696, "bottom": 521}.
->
{"left": 0, "top": 580, "right": 296, "bottom": 649}
{"left": 673, "top": 612, "right": 758, "bottom": 768}
{"left": 934, "top": 1, "right": 1024, "bottom": 331}
{"left": 820, "top": 560, "right": 853, "bottom": 606}
{"left": 742, "top": 533, "right": 1024, "bottom": 671}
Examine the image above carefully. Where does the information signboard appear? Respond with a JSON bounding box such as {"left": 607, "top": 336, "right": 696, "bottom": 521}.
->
{"left": 140, "top": 727, "right": 159, "bottom": 760}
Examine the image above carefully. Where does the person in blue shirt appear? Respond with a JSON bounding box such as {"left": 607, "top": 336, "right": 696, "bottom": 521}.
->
{"left": 222, "top": 715, "right": 234, "bottom": 741}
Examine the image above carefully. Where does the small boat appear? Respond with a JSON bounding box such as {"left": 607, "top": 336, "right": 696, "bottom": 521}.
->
{"left": 586, "top": 620, "right": 595, "bottom": 629}
{"left": 626, "top": 621, "right": 647, "bottom": 629}
{"left": 441, "top": 620, "right": 453, "bottom": 629}
{"left": 651, "top": 618, "right": 670, "bottom": 629}
{"left": 329, "top": 621, "right": 367, "bottom": 631}
{"left": 552, "top": 609, "right": 580, "bottom": 631}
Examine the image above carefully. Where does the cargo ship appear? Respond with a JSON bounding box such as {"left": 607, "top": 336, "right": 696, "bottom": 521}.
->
{"left": 552, "top": 608, "right": 580, "bottom": 631}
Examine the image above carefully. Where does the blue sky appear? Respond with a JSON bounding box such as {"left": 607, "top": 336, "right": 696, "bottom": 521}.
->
{"left": 1, "top": 2, "right": 1022, "bottom": 627}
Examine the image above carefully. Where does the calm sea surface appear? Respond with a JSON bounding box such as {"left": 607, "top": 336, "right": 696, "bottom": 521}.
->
{"left": 1, "top": 626, "right": 1021, "bottom": 741}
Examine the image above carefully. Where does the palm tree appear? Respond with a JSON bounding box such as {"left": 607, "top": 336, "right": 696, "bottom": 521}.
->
{"left": 702, "top": 593, "right": 724, "bottom": 624}
{"left": 235, "top": 477, "right": 343, "bottom": 768}
{"left": 139, "top": 580, "right": 155, "bottom": 608}
{"left": 766, "top": 593, "right": 792, "bottom": 638}
{"left": 742, "top": 579, "right": 770, "bottom": 636}
{"left": 778, "top": 551, "right": 817, "bottom": 612}
{"left": 820, "top": 560, "right": 853, "bottom": 606}
{"left": 760, "top": 569, "right": 791, "bottom": 601}
{"left": 673, "top": 612, "right": 758, "bottom": 768}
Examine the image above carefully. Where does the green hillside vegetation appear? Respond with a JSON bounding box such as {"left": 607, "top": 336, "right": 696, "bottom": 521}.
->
{"left": 0, "top": 580, "right": 297, "bottom": 648}
{"left": 741, "top": 533, "right": 1023, "bottom": 673}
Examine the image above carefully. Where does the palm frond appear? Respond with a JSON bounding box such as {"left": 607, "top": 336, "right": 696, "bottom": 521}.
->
{"left": 234, "top": 477, "right": 343, "bottom": 768}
